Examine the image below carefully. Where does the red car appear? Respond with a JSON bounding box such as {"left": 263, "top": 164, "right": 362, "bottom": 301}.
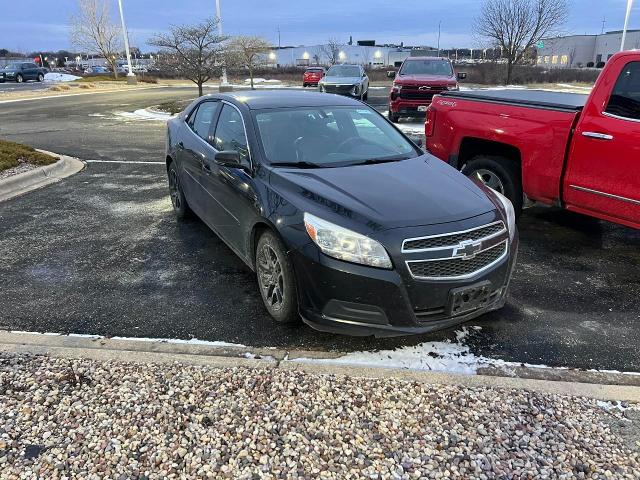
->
{"left": 303, "top": 67, "right": 325, "bottom": 87}
{"left": 387, "top": 57, "right": 466, "bottom": 122}
{"left": 426, "top": 50, "right": 640, "bottom": 229}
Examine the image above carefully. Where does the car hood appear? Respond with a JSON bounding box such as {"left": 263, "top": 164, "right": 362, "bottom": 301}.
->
{"left": 395, "top": 74, "right": 456, "bottom": 85}
{"left": 320, "top": 76, "right": 361, "bottom": 84}
{"left": 269, "top": 155, "right": 496, "bottom": 232}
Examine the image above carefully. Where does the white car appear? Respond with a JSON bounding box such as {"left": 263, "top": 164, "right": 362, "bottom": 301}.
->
{"left": 318, "top": 64, "right": 369, "bottom": 100}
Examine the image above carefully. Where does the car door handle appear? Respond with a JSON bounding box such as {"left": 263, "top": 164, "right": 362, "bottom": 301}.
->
{"left": 582, "top": 132, "right": 614, "bottom": 141}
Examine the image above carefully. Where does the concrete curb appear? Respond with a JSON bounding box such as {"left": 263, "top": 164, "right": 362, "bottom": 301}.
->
{"left": 1, "top": 331, "right": 638, "bottom": 402}
{"left": 0, "top": 151, "right": 85, "bottom": 202}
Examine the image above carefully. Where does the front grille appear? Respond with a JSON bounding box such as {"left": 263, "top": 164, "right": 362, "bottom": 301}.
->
{"left": 323, "top": 84, "right": 354, "bottom": 94}
{"left": 399, "top": 85, "right": 448, "bottom": 101}
{"left": 408, "top": 241, "right": 508, "bottom": 280}
{"left": 403, "top": 222, "right": 505, "bottom": 251}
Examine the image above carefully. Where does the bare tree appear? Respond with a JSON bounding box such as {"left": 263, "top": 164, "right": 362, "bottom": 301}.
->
{"left": 70, "top": 0, "right": 122, "bottom": 79}
{"left": 474, "top": 0, "right": 568, "bottom": 83}
{"left": 149, "top": 18, "right": 227, "bottom": 96}
{"left": 320, "top": 38, "right": 341, "bottom": 65}
{"left": 227, "top": 36, "right": 272, "bottom": 89}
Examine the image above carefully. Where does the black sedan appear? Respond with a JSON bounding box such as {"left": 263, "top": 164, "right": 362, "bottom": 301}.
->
{"left": 165, "top": 90, "right": 518, "bottom": 337}
{"left": 0, "top": 62, "right": 48, "bottom": 83}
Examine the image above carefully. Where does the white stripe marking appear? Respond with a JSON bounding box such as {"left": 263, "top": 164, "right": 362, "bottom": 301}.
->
{"left": 85, "top": 160, "right": 164, "bottom": 164}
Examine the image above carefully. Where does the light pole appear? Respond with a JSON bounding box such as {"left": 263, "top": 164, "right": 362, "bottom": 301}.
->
{"left": 621, "top": 0, "right": 634, "bottom": 51}
{"left": 437, "top": 21, "right": 441, "bottom": 56}
{"left": 216, "top": 0, "right": 230, "bottom": 89}
{"left": 117, "top": 0, "right": 136, "bottom": 84}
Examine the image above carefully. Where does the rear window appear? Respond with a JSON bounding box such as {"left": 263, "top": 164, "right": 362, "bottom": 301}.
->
{"left": 306, "top": 68, "right": 324, "bottom": 73}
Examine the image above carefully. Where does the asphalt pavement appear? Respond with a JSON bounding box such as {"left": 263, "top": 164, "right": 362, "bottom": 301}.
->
{"left": 0, "top": 80, "right": 51, "bottom": 93}
{"left": 0, "top": 86, "right": 638, "bottom": 372}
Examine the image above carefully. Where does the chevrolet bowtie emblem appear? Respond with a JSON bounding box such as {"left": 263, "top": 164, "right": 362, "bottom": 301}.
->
{"left": 453, "top": 240, "right": 482, "bottom": 260}
{"left": 418, "top": 86, "right": 431, "bottom": 90}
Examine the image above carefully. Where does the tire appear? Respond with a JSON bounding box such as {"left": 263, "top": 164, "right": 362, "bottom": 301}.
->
{"left": 462, "top": 155, "right": 523, "bottom": 217}
{"left": 303, "top": 83, "right": 307, "bottom": 87}
{"left": 363, "top": 90, "right": 369, "bottom": 101}
{"left": 16, "top": 74, "right": 24, "bottom": 83}
{"left": 37, "top": 73, "right": 44, "bottom": 82}
{"left": 255, "top": 230, "right": 299, "bottom": 324}
{"left": 167, "top": 161, "right": 192, "bottom": 219}
{"left": 388, "top": 106, "right": 400, "bottom": 123}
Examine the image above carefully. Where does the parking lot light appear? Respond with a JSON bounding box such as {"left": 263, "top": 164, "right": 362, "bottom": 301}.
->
{"left": 117, "top": 0, "right": 136, "bottom": 84}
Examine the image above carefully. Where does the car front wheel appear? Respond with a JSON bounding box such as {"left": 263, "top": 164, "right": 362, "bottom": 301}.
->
{"left": 167, "top": 161, "right": 192, "bottom": 219}
{"left": 37, "top": 73, "right": 44, "bottom": 82}
{"left": 256, "top": 230, "right": 299, "bottom": 324}
{"left": 16, "top": 74, "right": 24, "bottom": 83}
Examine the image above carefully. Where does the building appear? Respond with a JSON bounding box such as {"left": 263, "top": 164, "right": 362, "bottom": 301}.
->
{"left": 267, "top": 43, "right": 439, "bottom": 68}
{"left": 537, "top": 30, "right": 640, "bottom": 68}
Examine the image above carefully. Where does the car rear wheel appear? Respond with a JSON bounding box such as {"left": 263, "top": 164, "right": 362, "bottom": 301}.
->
{"left": 462, "top": 155, "right": 523, "bottom": 217}
{"left": 388, "top": 106, "right": 399, "bottom": 123}
{"left": 16, "top": 74, "right": 24, "bottom": 83}
{"left": 37, "top": 73, "right": 44, "bottom": 82}
{"left": 167, "top": 161, "right": 192, "bottom": 219}
{"left": 255, "top": 230, "right": 299, "bottom": 324}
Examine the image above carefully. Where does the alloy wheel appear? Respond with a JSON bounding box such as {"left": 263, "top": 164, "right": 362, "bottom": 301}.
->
{"left": 168, "top": 168, "right": 181, "bottom": 210}
{"left": 475, "top": 168, "right": 506, "bottom": 195}
{"left": 257, "top": 244, "right": 285, "bottom": 312}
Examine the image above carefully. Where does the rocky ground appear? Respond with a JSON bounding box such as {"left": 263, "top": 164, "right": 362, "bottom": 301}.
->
{"left": 0, "top": 353, "right": 638, "bottom": 479}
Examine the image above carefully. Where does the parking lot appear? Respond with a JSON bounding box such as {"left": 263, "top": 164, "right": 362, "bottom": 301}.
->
{"left": 0, "top": 86, "right": 638, "bottom": 372}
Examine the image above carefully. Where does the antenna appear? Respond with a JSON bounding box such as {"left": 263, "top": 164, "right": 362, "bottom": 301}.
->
{"left": 601, "top": 17, "right": 606, "bottom": 35}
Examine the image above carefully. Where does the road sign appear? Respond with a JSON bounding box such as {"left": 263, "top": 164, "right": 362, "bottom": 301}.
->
{"left": 536, "top": 41, "right": 545, "bottom": 49}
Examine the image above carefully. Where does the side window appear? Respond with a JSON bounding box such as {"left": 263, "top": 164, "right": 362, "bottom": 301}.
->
{"left": 213, "top": 105, "right": 249, "bottom": 160}
{"left": 605, "top": 61, "right": 640, "bottom": 121}
{"left": 188, "top": 101, "right": 219, "bottom": 141}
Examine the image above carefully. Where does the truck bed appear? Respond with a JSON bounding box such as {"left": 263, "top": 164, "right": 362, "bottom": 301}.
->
{"left": 441, "top": 89, "right": 588, "bottom": 112}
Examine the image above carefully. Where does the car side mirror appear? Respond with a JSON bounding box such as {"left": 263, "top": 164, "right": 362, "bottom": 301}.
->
{"left": 457, "top": 72, "right": 467, "bottom": 80}
{"left": 387, "top": 71, "right": 396, "bottom": 79}
{"left": 214, "top": 150, "right": 241, "bottom": 168}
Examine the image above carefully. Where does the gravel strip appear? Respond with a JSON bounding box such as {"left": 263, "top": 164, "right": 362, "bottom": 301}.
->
{"left": 0, "top": 353, "right": 638, "bottom": 479}
{"left": 0, "top": 161, "right": 38, "bottom": 180}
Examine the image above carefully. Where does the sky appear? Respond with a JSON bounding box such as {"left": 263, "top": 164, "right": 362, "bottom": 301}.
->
{"left": 0, "top": 0, "right": 638, "bottom": 53}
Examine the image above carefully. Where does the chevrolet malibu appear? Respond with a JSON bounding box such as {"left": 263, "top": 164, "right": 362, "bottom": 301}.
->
{"left": 165, "top": 90, "right": 518, "bottom": 337}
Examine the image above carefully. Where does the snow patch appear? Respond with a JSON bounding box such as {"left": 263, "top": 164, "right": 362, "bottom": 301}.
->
{"left": 597, "top": 400, "right": 631, "bottom": 412}
{"left": 115, "top": 108, "right": 172, "bottom": 122}
{"left": 44, "top": 72, "right": 81, "bottom": 82}
{"left": 245, "top": 78, "right": 282, "bottom": 84}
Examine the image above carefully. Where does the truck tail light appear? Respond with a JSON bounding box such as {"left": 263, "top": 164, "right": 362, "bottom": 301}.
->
{"left": 425, "top": 107, "right": 436, "bottom": 137}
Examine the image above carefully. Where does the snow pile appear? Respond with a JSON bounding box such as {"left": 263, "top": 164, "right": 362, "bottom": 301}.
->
{"left": 44, "top": 72, "right": 81, "bottom": 82}
{"left": 289, "top": 326, "right": 548, "bottom": 376}
{"left": 244, "top": 78, "right": 282, "bottom": 85}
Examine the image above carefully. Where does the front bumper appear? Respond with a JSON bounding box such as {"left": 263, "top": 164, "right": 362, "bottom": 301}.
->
{"left": 290, "top": 233, "right": 518, "bottom": 337}
{"left": 390, "top": 97, "right": 434, "bottom": 115}
{"left": 320, "top": 83, "right": 361, "bottom": 97}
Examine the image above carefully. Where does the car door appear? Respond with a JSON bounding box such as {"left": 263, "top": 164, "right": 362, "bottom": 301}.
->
{"left": 178, "top": 101, "right": 222, "bottom": 224}
{"left": 24, "top": 63, "right": 37, "bottom": 80}
{"left": 564, "top": 59, "right": 640, "bottom": 226}
{"left": 203, "top": 102, "right": 257, "bottom": 254}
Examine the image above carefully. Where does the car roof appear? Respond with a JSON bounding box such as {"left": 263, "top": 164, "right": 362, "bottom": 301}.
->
{"left": 404, "top": 57, "right": 450, "bottom": 61}
{"left": 204, "top": 90, "right": 365, "bottom": 110}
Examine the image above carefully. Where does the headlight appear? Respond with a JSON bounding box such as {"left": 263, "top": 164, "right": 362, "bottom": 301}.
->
{"left": 491, "top": 190, "right": 516, "bottom": 240}
{"left": 303, "top": 212, "right": 392, "bottom": 269}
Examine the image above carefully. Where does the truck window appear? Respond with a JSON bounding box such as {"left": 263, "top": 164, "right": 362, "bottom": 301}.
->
{"left": 605, "top": 61, "right": 640, "bottom": 121}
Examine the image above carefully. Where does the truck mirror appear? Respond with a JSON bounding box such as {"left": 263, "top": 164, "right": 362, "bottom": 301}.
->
{"left": 457, "top": 72, "right": 467, "bottom": 80}
{"left": 387, "top": 71, "right": 396, "bottom": 79}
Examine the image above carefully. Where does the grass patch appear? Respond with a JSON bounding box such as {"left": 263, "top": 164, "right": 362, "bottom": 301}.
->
{"left": 48, "top": 84, "right": 71, "bottom": 92}
{"left": 75, "top": 75, "right": 125, "bottom": 83}
{"left": 0, "top": 140, "right": 58, "bottom": 173}
{"left": 156, "top": 100, "right": 191, "bottom": 115}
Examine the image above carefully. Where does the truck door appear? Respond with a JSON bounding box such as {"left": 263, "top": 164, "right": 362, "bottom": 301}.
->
{"left": 564, "top": 58, "right": 640, "bottom": 228}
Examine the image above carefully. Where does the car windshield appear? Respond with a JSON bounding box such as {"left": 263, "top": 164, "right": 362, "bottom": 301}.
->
{"left": 3, "top": 63, "right": 21, "bottom": 70}
{"left": 400, "top": 59, "right": 453, "bottom": 76}
{"left": 326, "top": 66, "right": 360, "bottom": 77}
{"left": 254, "top": 106, "right": 418, "bottom": 167}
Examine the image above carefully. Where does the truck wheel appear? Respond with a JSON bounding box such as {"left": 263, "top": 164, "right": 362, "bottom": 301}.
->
{"left": 255, "top": 230, "right": 299, "bottom": 324}
{"left": 462, "top": 155, "right": 523, "bottom": 217}
{"left": 388, "top": 107, "right": 399, "bottom": 123}
{"left": 363, "top": 90, "right": 368, "bottom": 101}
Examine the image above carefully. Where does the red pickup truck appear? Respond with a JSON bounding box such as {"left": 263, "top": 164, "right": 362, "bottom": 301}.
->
{"left": 426, "top": 51, "right": 640, "bottom": 229}
{"left": 387, "top": 57, "right": 466, "bottom": 123}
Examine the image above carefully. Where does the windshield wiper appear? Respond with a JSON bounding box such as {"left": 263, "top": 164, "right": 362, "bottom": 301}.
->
{"left": 354, "top": 155, "right": 412, "bottom": 166}
{"left": 269, "top": 161, "right": 322, "bottom": 169}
